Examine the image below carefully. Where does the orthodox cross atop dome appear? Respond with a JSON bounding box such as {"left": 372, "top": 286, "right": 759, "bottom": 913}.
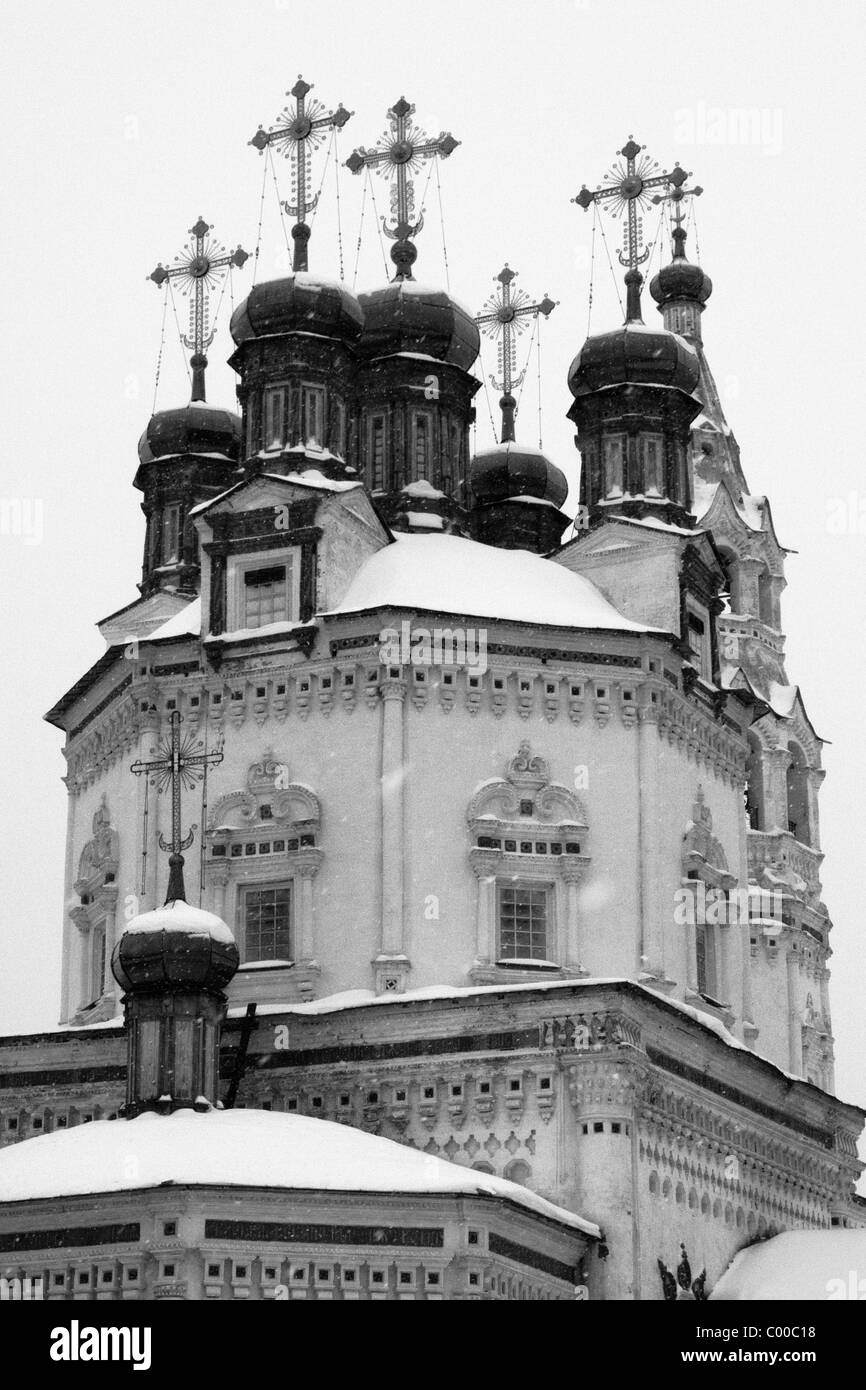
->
{"left": 250, "top": 76, "right": 353, "bottom": 272}
{"left": 148, "top": 218, "right": 249, "bottom": 402}
{"left": 573, "top": 138, "right": 694, "bottom": 322}
{"left": 475, "top": 265, "right": 557, "bottom": 443}
{"left": 651, "top": 169, "right": 703, "bottom": 261}
{"left": 131, "top": 710, "right": 223, "bottom": 905}
{"left": 345, "top": 96, "right": 459, "bottom": 281}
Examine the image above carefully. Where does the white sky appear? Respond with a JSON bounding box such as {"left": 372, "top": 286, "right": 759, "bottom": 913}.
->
{"left": 1, "top": 0, "right": 864, "bottom": 1171}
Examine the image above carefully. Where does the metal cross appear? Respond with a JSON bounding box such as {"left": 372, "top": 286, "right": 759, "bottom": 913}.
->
{"left": 131, "top": 711, "right": 223, "bottom": 904}
{"left": 573, "top": 138, "right": 688, "bottom": 320}
{"left": 345, "top": 97, "right": 459, "bottom": 280}
{"left": 651, "top": 171, "right": 703, "bottom": 259}
{"left": 148, "top": 218, "right": 249, "bottom": 401}
{"left": 476, "top": 266, "right": 557, "bottom": 443}
{"left": 250, "top": 76, "right": 352, "bottom": 272}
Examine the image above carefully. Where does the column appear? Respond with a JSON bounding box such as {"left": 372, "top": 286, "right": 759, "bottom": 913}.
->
{"left": 295, "top": 850, "right": 324, "bottom": 963}
{"left": 736, "top": 558, "right": 763, "bottom": 620}
{"left": 375, "top": 678, "right": 409, "bottom": 992}
{"left": 637, "top": 700, "right": 667, "bottom": 983}
{"left": 561, "top": 861, "right": 589, "bottom": 973}
{"left": 469, "top": 849, "right": 499, "bottom": 968}
{"left": 786, "top": 947, "right": 803, "bottom": 1076}
{"left": 763, "top": 746, "right": 792, "bottom": 834}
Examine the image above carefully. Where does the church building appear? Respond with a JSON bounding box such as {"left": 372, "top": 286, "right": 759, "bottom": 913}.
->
{"left": 0, "top": 90, "right": 862, "bottom": 1300}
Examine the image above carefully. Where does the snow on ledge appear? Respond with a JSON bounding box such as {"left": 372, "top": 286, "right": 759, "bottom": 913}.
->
{"left": 711, "top": 1230, "right": 866, "bottom": 1300}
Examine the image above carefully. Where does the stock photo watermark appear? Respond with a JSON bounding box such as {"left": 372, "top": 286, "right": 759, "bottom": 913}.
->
{"left": 378, "top": 621, "right": 488, "bottom": 676}
{"left": 0, "top": 498, "right": 43, "bottom": 546}
{"left": 674, "top": 103, "right": 783, "bottom": 156}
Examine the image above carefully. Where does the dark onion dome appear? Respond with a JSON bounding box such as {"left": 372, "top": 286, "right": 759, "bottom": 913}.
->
{"left": 111, "top": 901, "right": 239, "bottom": 995}
{"left": 470, "top": 442, "right": 568, "bottom": 508}
{"left": 229, "top": 273, "right": 364, "bottom": 345}
{"left": 358, "top": 281, "right": 479, "bottom": 370}
{"left": 567, "top": 322, "right": 700, "bottom": 398}
{"left": 649, "top": 228, "right": 713, "bottom": 308}
{"left": 137, "top": 401, "right": 242, "bottom": 466}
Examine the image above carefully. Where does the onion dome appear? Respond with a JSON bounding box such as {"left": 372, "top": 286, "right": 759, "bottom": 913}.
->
{"left": 470, "top": 443, "right": 568, "bottom": 508}
{"left": 111, "top": 899, "right": 239, "bottom": 995}
{"left": 229, "top": 272, "right": 364, "bottom": 346}
{"left": 650, "top": 226, "right": 713, "bottom": 309}
{"left": 358, "top": 281, "right": 479, "bottom": 370}
{"left": 568, "top": 320, "right": 700, "bottom": 398}
{"left": 137, "top": 401, "right": 242, "bottom": 466}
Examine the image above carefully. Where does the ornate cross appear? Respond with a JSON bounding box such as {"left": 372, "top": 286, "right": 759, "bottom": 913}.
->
{"left": 149, "top": 218, "right": 249, "bottom": 401}
{"left": 476, "top": 266, "right": 557, "bottom": 442}
{"left": 345, "top": 97, "right": 459, "bottom": 280}
{"left": 131, "top": 710, "right": 223, "bottom": 903}
{"left": 250, "top": 75, "right": 352, "bottom": 272}
{"left": 651, "top": 171, "right": 703, "bottom": 261}
{"left": 573, "top": 137, "right": 689, "bottom": 320}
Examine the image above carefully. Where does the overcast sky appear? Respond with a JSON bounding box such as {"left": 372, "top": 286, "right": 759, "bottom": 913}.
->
{"left": 2, "top": 0, "right": 864, "bottom": 1170}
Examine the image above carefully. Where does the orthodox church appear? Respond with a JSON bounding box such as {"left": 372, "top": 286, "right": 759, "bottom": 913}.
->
{"left": 0, "top": 89, "right": 862, "bottom": 1301}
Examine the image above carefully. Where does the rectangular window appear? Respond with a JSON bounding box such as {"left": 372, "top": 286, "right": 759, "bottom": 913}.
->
{"left": 498, "top": 884, "right": 549, "bottom": 961}
{"left": 370, "top": 415, "right": 386, "bottom": 491}
{"left": 162, "top": 505, "right": 181, "bottom": 564}
{"left": 242, "top": 884, "right": 292, "bottom": 963}
{"left": 695, "top": 921, "right": 718, "bottom": 998}
{"left": 687, "top": 608, "right": 711, "bottom": 679}
{"left": 642, "top": 434, "right": 664, "bottom": 495}
{"left": 303, "top": 385, "right": 325, "bottom": 448}
{"left": 264, "top": 387, "right": 286, "bottom": 450}
{"left": 413, "top": 413, "right": 431, "bottom": 479}
{"left": 243, "top": 563, "right": 290, "bottom": 630}
{"left": 603, "top": 435, "right": 624, "bottom": 497}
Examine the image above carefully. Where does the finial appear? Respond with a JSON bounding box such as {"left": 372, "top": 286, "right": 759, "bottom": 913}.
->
{"left": 346, "top": 97, "right": 459, "bottom": 281}
{"left": 476, "top": 265, "right": 557, "bottom": 440}
{"left": 148, "top": 218, "right": 249, "bottom": 403}
{"left": 573, "top": 137, "right": 688, "bottom": 326}
{"left": 250, "top": 76, "right": 353, "bottom": 273}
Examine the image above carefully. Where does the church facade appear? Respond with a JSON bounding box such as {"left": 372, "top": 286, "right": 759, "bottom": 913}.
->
{"left": 0, "top": 108, "right": 862, "bottom": 1300}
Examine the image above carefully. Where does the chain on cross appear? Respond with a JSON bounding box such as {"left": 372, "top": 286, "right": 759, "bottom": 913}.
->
{"left": 476, "top": 266, "right": 557, "bottom": 443}
{"left": 345, "top": 97, "right": 459, "bottom": 280}
{"left": 148, "top": 218, "right": 249, "bottom": 400}
{"left": 131, "top": 711, "right": 223, "bottom": 904}
{"left": 250, "top": 75, "right": 352, "bottom": 272}
{"left": 573, "top": 137, "right": 696, "bottom": 320}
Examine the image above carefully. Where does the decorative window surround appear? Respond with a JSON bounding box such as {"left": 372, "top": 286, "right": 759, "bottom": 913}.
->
{"left": 206, "top": 753, "right": 323, "bottom": 999}
{"left": 680, "top": 785, "right": 737, "bottom": 1026}
{"left": 467, "top": 743, "right": 590, "bottom": 985}
{"left": 68, "top": 796, "right": 120, "bottom": 1026}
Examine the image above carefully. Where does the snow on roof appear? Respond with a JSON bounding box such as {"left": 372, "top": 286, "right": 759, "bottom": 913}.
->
{"left": 605, "top": 512, "right": 700, "bottom": 537}
{"left": 123, "top": 899, "right": 234, "bottom": 946}
{"left": 472, "top": 443, "right": 551, "bottom": 461}
{"left": 711, "top": 1230, "right": 866, "bottom": 1301}
{"left": 149, "top": 597, "right": 201, "bottom": 641}
{"left": 404, "top": 511, "right": 445, "bottom": 529}
{"left": 402, "top": 480, "right": 445, "bottom": 498}
{"left": 0, "top": 1108, "right": 598, "bottom": 1235}
{"left": 323, "top": 533, "right": 653, "bottom": 632}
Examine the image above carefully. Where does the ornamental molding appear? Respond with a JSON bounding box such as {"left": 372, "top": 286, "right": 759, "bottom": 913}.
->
{"left": 73, "top": 796, "right": 120, "bottom": 897}
{"left": 467, "top": 742, "right": 588, "bottom": 838}
{"left": 207, "top": 751, "right": 320, "bottom": 834}
{"left": 681, "top": 784, "right": 735, "bottom": 887}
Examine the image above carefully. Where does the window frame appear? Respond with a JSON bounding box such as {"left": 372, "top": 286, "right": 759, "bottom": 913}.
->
{"left": 602, "top": 433, "right": 625, "bottom": 498}
{"left": 302, "top": 383, "right": 325, "bottom": 450}
{"left": 226, "top": 548, "right": 301, "bottom": 633}
{"left": 263, "top": 384, "right": 288, "bottom": 452}
{"left": 239, "top": 880, "right": 294, "bottom": 965}
{"left": 161, "top": 503, "right": 181, "bottom": 565}
{"left": 368, "top": 412, "right": 387, "bottom": 492}
{"left": 496, "top": 880, "right": 554, "bottom": 964}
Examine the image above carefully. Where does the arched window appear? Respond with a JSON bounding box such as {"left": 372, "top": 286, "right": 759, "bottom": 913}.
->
{"left": 504, "top": 1159, "right": 532, "bottom": 1187}
{"left": 786, "top": 744, "right": 811, "bottom": 846}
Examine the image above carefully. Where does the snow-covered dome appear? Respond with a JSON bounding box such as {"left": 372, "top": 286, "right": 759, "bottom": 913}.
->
{"left": 470, "top": 442, "right": 568, "bottom": 508}
{"left": 112, "top": 899, "right": 239, "bottom": 994}
{"left": 230, "top": 273, "right": 364, "bottom": 345}
{"left": 358, "top": 281, "right": 479, "bottom": 370}
{"left": 568, "top": 320, "right": 700, "bottom": 398}
{"left": 650, "top": 226, "right": 713, "bottom": 309}
{"left": 137, "top": 401, "right": 242, "bottom": 466}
